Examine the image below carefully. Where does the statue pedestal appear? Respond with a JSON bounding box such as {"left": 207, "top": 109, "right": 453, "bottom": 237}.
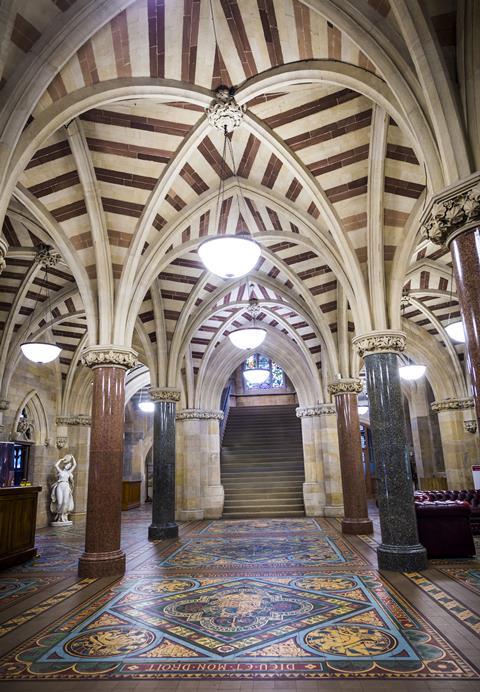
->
{"left": 51, "top": 521, "right": 72, "bottom": 527}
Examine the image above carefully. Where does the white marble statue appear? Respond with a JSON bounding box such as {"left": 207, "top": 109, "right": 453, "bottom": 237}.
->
{"left": 50, "top": 453, "right": 76, "bottom": 525}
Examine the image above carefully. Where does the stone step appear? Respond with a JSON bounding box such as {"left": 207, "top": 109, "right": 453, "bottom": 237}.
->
{"left": 222, "top": 510, "right": 305, "bottom": 518}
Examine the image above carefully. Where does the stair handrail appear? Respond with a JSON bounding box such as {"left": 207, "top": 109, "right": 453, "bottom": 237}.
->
{"left": 220, "top": 383, "right": 232, "bottom": 442}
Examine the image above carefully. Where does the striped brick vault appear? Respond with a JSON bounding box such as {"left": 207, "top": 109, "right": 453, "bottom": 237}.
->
{"left": 0, "top": 1, "right": 463, "bottom": 399}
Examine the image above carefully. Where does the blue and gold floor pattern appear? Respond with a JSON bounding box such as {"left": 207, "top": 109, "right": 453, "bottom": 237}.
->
{"left": 0, "top": 512, "right": 478, "bottom": 681}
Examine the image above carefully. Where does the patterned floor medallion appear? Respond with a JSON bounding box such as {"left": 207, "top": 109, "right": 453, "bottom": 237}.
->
{"left": 158, "top": 535, "right": 359, "bottom": 567}
{"left": 0, "top": 573, "right": 477, "bottom": 680}
{"left": 0, "top": 577, "right": 60, "bottom": 609}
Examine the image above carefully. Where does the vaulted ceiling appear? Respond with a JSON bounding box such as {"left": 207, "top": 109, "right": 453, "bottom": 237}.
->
{"left": 0, "top": 0, "right": 475, "bottom": 411}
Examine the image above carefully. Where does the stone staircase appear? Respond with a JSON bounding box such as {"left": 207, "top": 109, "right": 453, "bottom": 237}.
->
{"left": 221, "top": 405, "right": 305, "bottom": 518}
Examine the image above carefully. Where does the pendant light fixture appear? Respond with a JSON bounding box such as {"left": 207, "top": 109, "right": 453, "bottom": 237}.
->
{"left": 445, "top": 321, "right": 466, "bottom": 342}
{"left": 138, "top": 387, "right": 154, "bottom": 413}
{"left": 243, "top": 367, "right": 270, "bottom": 386}
{"left": 399, "top": 364, "right": 426, "bottom": 381}
{"left": 20, "top": 245, "right": 62, "bottom": 364}
{"left": 229, "top": 284, "right": 266, "bottom": 350}
{"left": 199, "top": 86, "right": 260, "bottom": 279}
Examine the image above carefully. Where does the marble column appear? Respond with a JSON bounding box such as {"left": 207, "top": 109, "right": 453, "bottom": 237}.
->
{"left": 353, "top": 332, "right": 427, "bottom": 571}
{"left": 78, "top": 346, "right": 137, "bottom": 578}
{"left": 327, "top": 380, "right": 372, "bottom": 534}
{"left": 431, "top": 397, "right": 478, "bottom": 488}
{"left": 421, "top": 175, "right": 480, "bottom": 424}
{"left": 148, "top": 388, "right": 180, "bottom": 540}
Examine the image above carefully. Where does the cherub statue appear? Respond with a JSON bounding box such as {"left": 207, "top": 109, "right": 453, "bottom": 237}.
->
{"left": 50, "top": 453, "right": 76, "bottom": 525}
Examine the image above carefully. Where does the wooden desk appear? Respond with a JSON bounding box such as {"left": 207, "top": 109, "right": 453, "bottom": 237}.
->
{"left": 0, "top": 486, "right": 41, "bottom": 569}
{"left": 122, "top": 480, "right": 141, "bottom": 510}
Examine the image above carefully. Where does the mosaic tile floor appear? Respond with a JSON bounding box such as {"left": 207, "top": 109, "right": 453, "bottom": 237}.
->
{"left": 0, "top": 508, "right": 479, "bottom": 688}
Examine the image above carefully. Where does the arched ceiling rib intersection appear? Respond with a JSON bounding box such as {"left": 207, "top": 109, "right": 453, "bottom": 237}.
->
{"left": 0, "top": 0, "right": 470, "bottom": 407}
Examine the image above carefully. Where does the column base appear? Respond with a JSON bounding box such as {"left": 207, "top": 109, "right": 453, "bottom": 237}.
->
{"left": 78, "top": 549, "right": 125, "bottom": 577}
{"left": 148, "top": 522, "right": 179, "bottom": 540}
{"left": 324, "top": 504, "right": 344, "bottom": 517}
{"left": 342, "top": 517, "right": 373, "bottom": 534}
{"left": 377, "top": 543, "right": 428, "bottom": 571}
{"left": 177, "top": 509, "right": 204, "bottom": 520}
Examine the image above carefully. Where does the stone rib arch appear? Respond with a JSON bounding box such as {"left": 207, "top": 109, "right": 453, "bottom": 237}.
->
{"left": 196, "top": 326, "right": 322, "bottom": 410}
{"left": 167, "top": 270, "right": 338, "bottom": 388}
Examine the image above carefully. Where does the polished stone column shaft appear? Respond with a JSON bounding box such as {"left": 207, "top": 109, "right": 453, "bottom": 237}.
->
{"left": 421, "top": 175, "right": 480, "bottom": 424}
{"left": 148, "top": 389, "right": 180, "bottom": 540}
{"left": 78, "top": 346, "right": 137, "bottom": 577}
{"left": 328, "top": 380, "right": 372, "bottom": 534}
{"left": 354, "top": 332, "right": 427, "bottom": 571}
{"left": 450, "top": 229, "right": 480, "bottom": 423}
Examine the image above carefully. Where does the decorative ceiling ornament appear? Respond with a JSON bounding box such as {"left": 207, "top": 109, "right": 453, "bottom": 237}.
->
{"left": 206, "top": 85, "right": 245, "bottom": 133}
{"left": 199, "top": 87, "right": 259, "bottom": 279}
{"left": 20, "top": 245, "right": 63, "bottom": 364}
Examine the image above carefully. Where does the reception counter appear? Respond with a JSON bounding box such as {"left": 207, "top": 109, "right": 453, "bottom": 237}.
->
{"left": 0, "top": 486, "right": 41, "bottom": 569}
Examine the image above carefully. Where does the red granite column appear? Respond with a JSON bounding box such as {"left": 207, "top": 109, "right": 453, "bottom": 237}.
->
{"left": 78, "top": 346, "right": 137, "bottom": 578}
{"left": 328, "top": 379, "right": 372, "bottom": 534}
{"left": 421, "top": 176, "right": 480, "bottom": 425}
{"left": 450, "top": 229, "right": 480, "bottom": 424}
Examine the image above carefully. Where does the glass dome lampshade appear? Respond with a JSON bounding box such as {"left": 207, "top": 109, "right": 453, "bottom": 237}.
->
{"left": 243, "top": 368, "right": 269, "bottom": 386}
{"left": 20, "top": 342, "right": 61, "bottom": 364}
{"left": 229, "top": 327, "right": 266, "bottom": 350}
{"left": 198, "top": 236, "right": 261, "bottom": 278}
{"left": 358, "top": 405, "right": 369, "bottom": 415}
{"left": 399, "top": 364, "right": 426, "bottom": 381}
{"left": 445, "top": 320, "right": 466, "bottom": 343}
{"left": 138, "top": 400, "right": 155, "bottom": 413}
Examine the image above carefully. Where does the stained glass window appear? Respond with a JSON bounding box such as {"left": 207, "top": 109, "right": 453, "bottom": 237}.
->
{"left": 242, "top": 354, "right": 285, "bottom": 390}
{"left": 271, "top": 361, "right": 284, "bottom": 388}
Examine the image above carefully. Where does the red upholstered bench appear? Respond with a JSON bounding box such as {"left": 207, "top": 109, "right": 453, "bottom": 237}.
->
{"left": 414, "top": 500, "right": 476, "bottom": 559}
{"left": 415, "top": 490, "right": 480, "bottom": 535}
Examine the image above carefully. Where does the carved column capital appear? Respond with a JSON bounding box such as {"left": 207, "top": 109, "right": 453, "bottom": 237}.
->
{"left": 81, "top": 345, "right": 137, "bottom": 370}
{"left": 420, "top": 173, "right": 480, "bottom": 246}
{"left": 150, "top": 388, "right": 181, "bottom": 403}
{"left": 0, "top": 237, "right": 7, "bottom": 275}
{"left": 56, "top": 415, "right": 92, "bottom": 426}
{"left": 352, "top": 330, "right": 406, "bottom": 358}
{"left": 176, "top": 409, "right": 224, "bottom": 421}
{"left": 296, "top": 404, "right": 336, "bottom": 417}
{"left": 327, "top": 378, "right": 363, "bottom": 396}
{"left": 0, "top": 399, "right": 10, "bottom": 411}
{"left": 431, "top": 397, "right": 474, "bottom": 412}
